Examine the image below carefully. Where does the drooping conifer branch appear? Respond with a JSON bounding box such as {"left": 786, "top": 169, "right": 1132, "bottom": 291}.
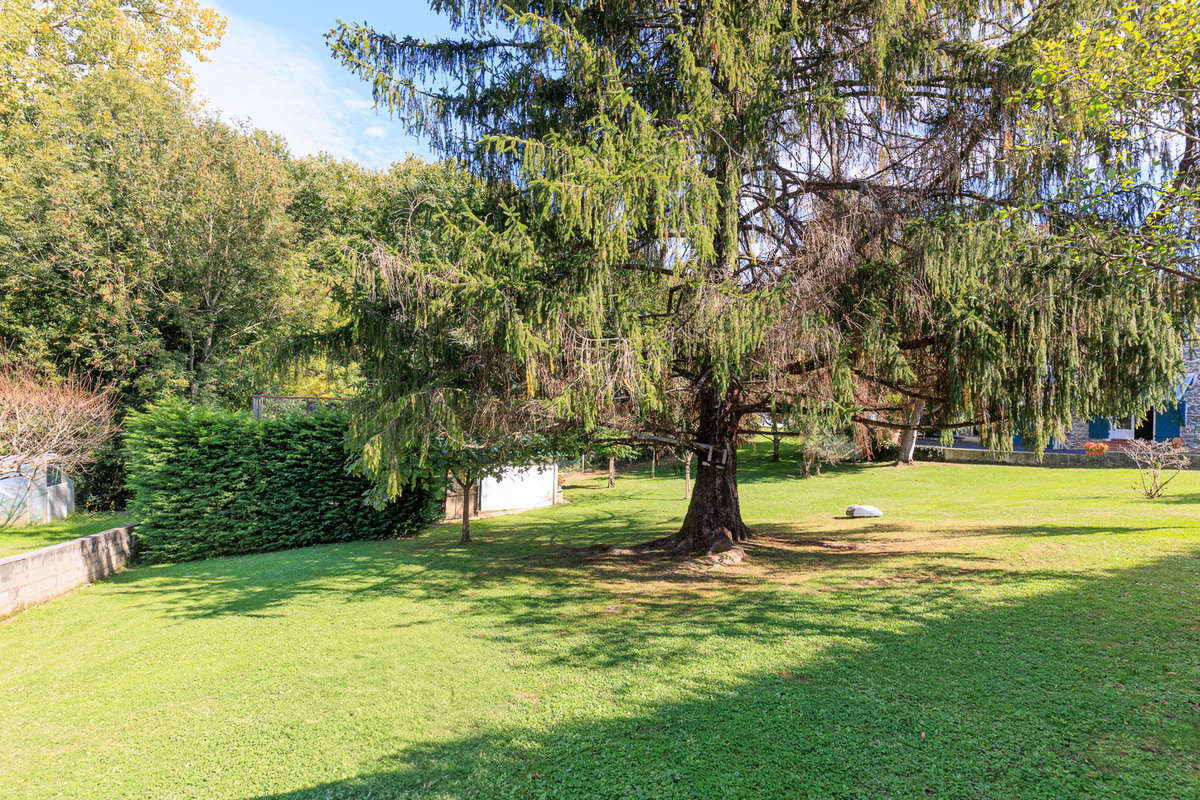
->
{"left": 325, "top": 1, "right": 1200, "bottom": 553}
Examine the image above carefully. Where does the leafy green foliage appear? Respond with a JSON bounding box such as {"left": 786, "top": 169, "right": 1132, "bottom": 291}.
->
{"left": 0, "top": 72, "right": 297, "bottom": 407}
{"left": 1008, "top": 0, "right": 1200, "bottom": 312}
{"left": 75, "top": 434, "right": 132, "bottom": 512}
{"left": 274, "top": 156, "right": 484, "bottom": 399}
{"left": 125, "top": 401, "right": 443, "bottom": 563}
{"left": 0, "top": 70, "right": 308, "bottom": 510}
{"left": 287, "top": 159, "right": 562, "bottom": 505}
{"left": 0, "top": 0, "right": 224, "bottom": 121}
{"left": 589, "top": 436, "right": 638, "bottom": 464}
{"left": 584, "top": 427, "right": 639, "bottom": 486}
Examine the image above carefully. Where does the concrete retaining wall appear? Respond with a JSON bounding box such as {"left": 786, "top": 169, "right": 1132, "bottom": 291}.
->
{"left": 0, "top": 524, "right": 136, "bottom": 617}
{"left": 931, "top": 447, "right": 1200, "bottom": 469}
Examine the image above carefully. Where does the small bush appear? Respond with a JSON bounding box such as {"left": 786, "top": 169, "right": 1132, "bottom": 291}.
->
{"left": 126, "top": 401, "right": 443, "bottom": 563}
{"left": 1084, "top": 441, "right": 1109, "bottom": 456}
{"left": 869, "top": 440, "right": 899, "bottom": 462}
{"left": 867, "top": 441, "right": 944, "bottom": 463}
{"left": 912, "top": 445, "right": 945, "bottom": 462}
{"left": 75, "top": 432, "right": 132, "bottom": 512}
{"left": 1125, "top": 439, "right": 1189, "bottom": 499}
{"left": 800, "top": 431, "right": 858, "bottom": 477}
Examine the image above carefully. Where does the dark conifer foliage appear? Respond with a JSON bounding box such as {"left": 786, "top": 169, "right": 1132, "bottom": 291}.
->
{"left": 328, "top": 1, "right": 1200, "bottom": 553}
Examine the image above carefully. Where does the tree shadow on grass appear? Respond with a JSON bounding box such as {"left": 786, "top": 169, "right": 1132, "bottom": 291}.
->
{"left": 101, "top": 521, "right": 984, "bottom": 621}
{"left": 103, "top": 508, "right": 1175, "bottom": 630}
{"left": 96, "top": 538, "right": 1177, "bottom": 724}
{"left": 1149, "top": 491, "right": 1200, "bottom": 505}
{"left": 238, "top": 550, "right": 1200, "bottom": 800}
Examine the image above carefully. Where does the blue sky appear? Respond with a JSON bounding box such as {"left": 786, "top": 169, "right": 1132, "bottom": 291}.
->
{"left": 192, "top": 2, "right": 456, "bottom": 168}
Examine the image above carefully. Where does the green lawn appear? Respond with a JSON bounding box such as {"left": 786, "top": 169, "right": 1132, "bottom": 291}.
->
{"left": 1, "top": 447, "right": 1198, "bottom": 799}
{"left": 0, "top": 512, "right": 133, "bottom": 559}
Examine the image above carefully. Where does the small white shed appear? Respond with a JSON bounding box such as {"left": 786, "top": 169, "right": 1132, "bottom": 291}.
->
{"left": 445, "top": 463, "right": 560, "bottom": 521}
{"left": 0, "top": 465, "right": 74, "bottom": 527}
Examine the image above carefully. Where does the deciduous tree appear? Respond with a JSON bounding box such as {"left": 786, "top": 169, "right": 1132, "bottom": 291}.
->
{"left": 0, "top": 359, "right": 117, "bottom": 528}
{"left": 0, "top": 72, "right": 296, "bottom": 406}
{"left": 0, "top": 0, "right": 224, "bottom": 121}
{"left": 588, "top": 431, "right": 637, "bottom": 489}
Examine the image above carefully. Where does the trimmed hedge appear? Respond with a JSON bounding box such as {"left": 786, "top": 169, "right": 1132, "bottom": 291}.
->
{"left": 125, "top": 401, "right": 442, "bottom": 563}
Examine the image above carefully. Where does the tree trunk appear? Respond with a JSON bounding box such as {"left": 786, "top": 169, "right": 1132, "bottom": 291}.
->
{"left": 896, "top": 400, "right": 926, "bottom": 465}
{"left": 607, "top": 455, "right": 616, "bottom": 488}
{"left": 187, "top": 335, "right": 198, "bottom": 402}
{"left": 460, "top": 476, "right": 472, "bottom": 543}
{"left": 770, "top": 403, "right": 781, "bottom": 461}
{"left": 671, "top": 389, "right": 752, "bottom": 554}
{"left": 683, "top": 450, "right": 693, "bottom": 498}
{"left": 651, "top": 447, "right": 657, "bottom": 478}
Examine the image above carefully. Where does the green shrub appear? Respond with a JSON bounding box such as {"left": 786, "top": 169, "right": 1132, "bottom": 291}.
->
{"left": 913, "top": 445, "right": 946, "bottom": 462}
{"left": 76, "top": 432, "right": 132, "bottom": 512}
{"left": 864, "top": 441, "right": 945, "bottom": 463}
{"left": 125, "top": 401, "right": 443, "bottom": 563}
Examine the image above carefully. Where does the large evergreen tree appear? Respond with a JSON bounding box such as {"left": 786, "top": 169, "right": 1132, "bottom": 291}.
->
{"left": 330, "top": 1, "right": 1200, "bottom": 554}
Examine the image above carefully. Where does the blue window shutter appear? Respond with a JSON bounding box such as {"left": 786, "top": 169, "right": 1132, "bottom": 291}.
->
{"left": 1087, "top": 418, "right": 1109, "bottom": 439}
{"left": 1156, "top": 405, "right": 1182, "bottom": 441}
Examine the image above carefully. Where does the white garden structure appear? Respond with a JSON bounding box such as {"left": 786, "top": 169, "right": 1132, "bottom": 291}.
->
{"left": 478, "top": 464, "right": 559, "bottom": 513}
{"left": 445, "top": 463, "right": 560, "bottom": 521}
{"left": 0, "top": 461, "right": 74, "bottom": 527}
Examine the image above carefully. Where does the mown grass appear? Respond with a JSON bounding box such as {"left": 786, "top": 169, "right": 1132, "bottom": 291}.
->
{"left": 1, "top": 444, "right": 1198, "bottom": 799}
{"left": 0, "top": 512, "right": 133, "bottom": 559}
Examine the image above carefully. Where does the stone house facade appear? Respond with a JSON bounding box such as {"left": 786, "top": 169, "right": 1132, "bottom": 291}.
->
{"left": 1060, "top": 340, "right": 1200, "bottom": 449}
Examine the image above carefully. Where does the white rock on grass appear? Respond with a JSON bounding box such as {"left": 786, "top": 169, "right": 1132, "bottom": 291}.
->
{"left": 846, "top": 504, "right": 883, "bottom": 518}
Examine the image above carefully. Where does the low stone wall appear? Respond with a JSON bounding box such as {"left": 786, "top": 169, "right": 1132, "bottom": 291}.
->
{"left": 0, "top": 524, "right": 136, "bottom": 617}
{"left": 930, "top": 447, "right": 1200, "bottom": 469}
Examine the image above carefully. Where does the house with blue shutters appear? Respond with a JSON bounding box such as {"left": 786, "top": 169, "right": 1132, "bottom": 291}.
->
{"left": 924, "top": 352, "right": 1200, "bottom": 452}
{"left": 1066, "top": 366, "right": 1199, "bottom": 446}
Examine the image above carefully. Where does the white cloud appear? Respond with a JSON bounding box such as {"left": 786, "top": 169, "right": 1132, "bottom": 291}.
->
{"left": 190, "top": 7, "right": 422, "bottom": 168}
